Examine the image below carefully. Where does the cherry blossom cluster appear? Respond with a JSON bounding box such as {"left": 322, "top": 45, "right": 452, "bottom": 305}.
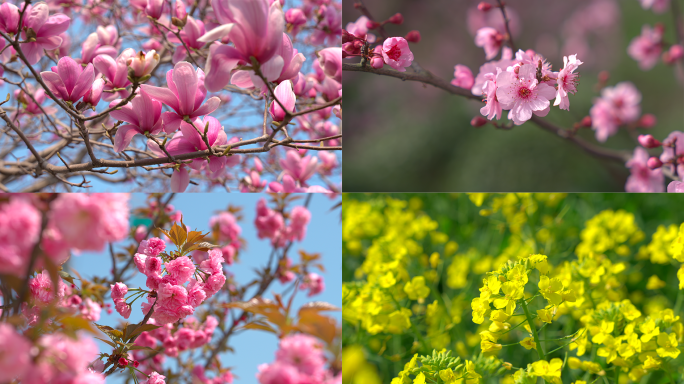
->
{"left": 0, "top": 193, "right": 129, "bottom": 276}
{"left": 255, "top": 198, "right": 311, "bottom": 247}
{"left": 0, "top": 323, "right": 106, "bottom": 383}
{"left": 0, "top": 0, "right": 341, "bottom": 192}
{"left": 135, "top": 316, "right": 219, "bottom": 357}
{"left": 110, "top": 239, "right": 226, "bottom": 324}
{"left": 256, "top": 334, "right": 339, "bottom": 384}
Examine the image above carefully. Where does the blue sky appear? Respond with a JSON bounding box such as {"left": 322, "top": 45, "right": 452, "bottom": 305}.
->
{"left": 69, "top": 193, "right": 341, "bottom": 383}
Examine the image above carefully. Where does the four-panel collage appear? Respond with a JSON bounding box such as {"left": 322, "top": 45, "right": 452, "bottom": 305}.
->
{"left": 0, "top": 0, "right": 683, "bottom": 383}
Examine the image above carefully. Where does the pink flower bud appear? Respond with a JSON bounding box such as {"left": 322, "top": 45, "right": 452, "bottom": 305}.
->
{"left": 370, "top": 56, "right": 384, "bottom": 69}
{"left": 405, "top": 30, "right": 421, "bottom": 43}
{"left": 471, "top": 116, "right": 488, "bottom": 127}
{"left": 388, "top": 13, "right": 403, "bottom": 25}
{"left": 118, "top": 358, "right": 128, "bottom": 367}
{"left": 663, "top": 44, "right": 684, "bottom": 64}
{"left": 638, "top": 113, "right": 657, "bottom": 128}
{"left": 133, "top": 360, "right": 140, "bottom": 368}
{"left": 83, "top": 77, "right": 104, "bottom": 106}
{"left": 647, "top": 157, "right": 663, "bottom": 169}
{"left": 126, "top": 50, "right": 160, "bottom": 77}
{"left": 366, "top": 20, "right": 381, "bottom": 29}
{"left": 581, "top": 116, "right": 592, "bottom": 127}
{"left": 477, "top": 2, "right": 492, "bottom": 12}
{"left": 146, "top": 0, "right": 165, "bottom": 19}
{"left": 175, "top": 0, "right": 187, "bottom": 19}
{"left": 638, "top": 135, "right": 662, "bottom": 148}
{"left": 598, "top": 70, "right": 610, "bottom": 83}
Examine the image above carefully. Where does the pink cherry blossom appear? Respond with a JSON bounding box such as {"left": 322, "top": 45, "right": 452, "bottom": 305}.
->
{"left": 288, "top": 206, "right": 310, "bottom": 242}
{"left": 210, "top": 212, "right": 242, "bottom": 243}
{"left": 29, "top": 270, "right": 67, "bottom": 304}
{"left": 300, "top": 273, "right": 325, "bottom": 297}
{"left": 80, "top": 298, "right": 101, "bottom": 321}
{"left": 275, "top": 334, "right": 326, "bottom": 377}
{"left": 0, "top": 198, "right": 41, "bottom": 276}
{"left": 628, "top": 25, "right": 663, "bottom": 70}
{"left": 495, "top": 64, "right": 556, "bottom": 125}
{"left": 256, "top": 362, "right": 301, "bottom": 384}
{"left": 139, "top": 237, "right": 166, "bottom": 257}
{"left": 40, "top": 56, "right": 95, "bottom": 103}
{"left": 110, "top": 89, "right": 164, "bottom": 152}
{"left": 49, "top": 193, "right": 129, "bottom": 251}
{"left": 451, "top": 64, "right": 475, "bottom": 89}
{"left": 554, "top": 54, "right": 583, "bottom": 111}
{"left": 166, "top": 256, "right": 196, "bottom": 285}
{"left": 0, "top": 324, "right": 31, "bottom": 382}
{"left": 20, "top": 3, "right": 71, "bottom": 65}
{"left": 146, "top": 371, "right": 167, "bottom": 384}
{"left": 134, "top": 252, "right": 149, "bottom": 273}
{"left": 255, "top": 198, "right": 285, "bottom": 241}
{"left": 382, "top": 37, "right": 413, "bottom": 72}
{"left": 279, "top": 150, "right": 318, "bottom": 183}
{"left": 270, "top": 80, "right": 296, "bottom": 121}
{"left": 111, "top": 282, "right": 129, "bottom": 301}
{"left": 626, "top": 147, "right": 664, "bottom": 192}
{"left": 115, "top": 301, "right": 132, "bottom": 319}
{"left": 475, "top": 27, "right": 503, "bottom": 60}
{"left": 141, "top": 62, "right": 221, "bottom": 133}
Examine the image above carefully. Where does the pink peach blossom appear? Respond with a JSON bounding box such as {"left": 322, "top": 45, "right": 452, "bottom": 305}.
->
{"left": 554, "top": 54, "right": 583, "bottom": 111}
{"left": 382, "top": 37, "right": 413, "bottom": 72}
{"left": 475, "top": 27, "right": 503, "bottom": 60}
{"left": 495, "top": 64, "right": 556, "bottom": 125}
{"left": 590, "top": 82, "right": 641, "bottom": 142}
{"left": 451, "top": 64, "right": 474, "bottom": 89}
{"left": 626, "top": 147, "right": 664, "bottom": 192}
{"left": 628, "top": 25, "right": 663, "bottom": 70}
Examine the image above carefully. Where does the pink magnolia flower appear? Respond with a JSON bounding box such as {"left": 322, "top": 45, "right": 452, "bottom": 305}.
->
{"left": 80, "top": 29, "right": 118, "bottom": 64}
{"left": 475, "top": 27, "right": 503, "bottom": 60}
{"left": 318, "top": 151, "right": 338, "bottom": 176}
{"left": 172, "top": 165, "right": 191, "bottom": 193}
{"left": 310, "top": 4, "right": 341, "bottom": 45}
{"left": 167, "top": 16, "right": 206, "bottom": 63}
{"left": 554, "top": 54, "right": 583, "bottom": 110}
{"left": 270, "top": 80, "right": 296, "bottom": 121}
{"left": 127, "top": 50, "right": 161, "bottom": 77}
{"left": 141, "top": 61, "right": 221, "bottom": 133}
{"left": 82, "top": 76, "right": 105, "bottom": 106}
{"left": 626, "top": 147, "right": 664, "bottom": 192}
{"left": 146, "top": 0, "right": 165, "bottom": 19}
{"left": 451, "top": 64, "right": 474, "bottom": 89}
{"left": 0, "top": 3, "right": 20, "bottom": 34}
{"left": 93, "top": 48, "right": 136, "bottom": 102}
{"left": 317, "top": 47, "right": 342, "bottom": 83}
{"left": 279, "top": 150, "right": 318, "bottom": 183}
{"left": 49, "top": 194, "right": 129, "bottom": 251}
{"left": 0, "top": 199, "right": 42, "bottom": 276}
{"left": 0, "top": 324, "right": 31, "bottom": 382}
{"left": 285, "top": 8, "right": 307, "bottom": 37}
{"left": 20, "top": 2, "right": 71, "bottom": 65}
{"left": 40, "top": 56, "right": 95, "bottom": 103}
{"left": 639, "top": 0, "right": 670, "bottom": 13}
{"left": 166, "top": 256, "right": 196, "bottom": 285}
{"left": 268, "top": 174, "right": 308, "bottom": 193}
{"left": 627, "top": 25, "right": 663, "bottom": 70}
{"left": 382, "top": 37, "right": 413, "bottom": 72}
{"left": 14, "top": 84, "right": 58, "bottom": 116}
{"left": 210, "top": 212, "right": 242, "bottom": 243}
{"left": 495, "top": 64, "right": 556, "bottom": 125}
{"left": 110, "top": 89, "right": 163, "bottom": 152}
{"left": 590, "top": 82, "right": 641, "bottom": 142}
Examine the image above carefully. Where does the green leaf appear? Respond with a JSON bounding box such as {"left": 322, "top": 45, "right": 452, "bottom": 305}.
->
{"left": 95, "top": 337, "right": 117, "bottom": 348}
{"left": 127, "top": 323, "right": 161, "bottom": 340}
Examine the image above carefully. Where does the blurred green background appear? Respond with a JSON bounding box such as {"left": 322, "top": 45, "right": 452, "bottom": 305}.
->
{"left": 342, "top": 193, "right": 684, "bottom": 383}
{"left": 342, "top": 0, "right": 684, "bottom": 192}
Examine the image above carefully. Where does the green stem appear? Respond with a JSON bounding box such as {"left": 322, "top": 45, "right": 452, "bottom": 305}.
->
{"left": 521, "top": 298, "right": 545, "bottom": 360}
{"left": 674, "top": 288, "right": 683, "bottom": 315}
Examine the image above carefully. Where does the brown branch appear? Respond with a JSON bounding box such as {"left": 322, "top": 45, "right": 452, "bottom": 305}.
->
{"left": 343, "top": 62, "right": 630, "bottom": 163}
{"left": 496, "top": 0, "right": 517, "bottom": 52}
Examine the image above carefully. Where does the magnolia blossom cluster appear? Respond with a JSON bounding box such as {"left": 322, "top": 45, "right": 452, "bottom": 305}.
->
{"left": 109, "top": 238, "right": 227, "bottom": 324}
{"left": 1, "top": 0, "right": 341, "bottom": 192}
{"left": 0, "top": 324, "right": 105, "bottom": 383}
{"left": 0, "top": 194, "right": 129, "bottom": 276}
{"left": 255, "top": 199, "right": 311, "bottom": 247}
{"left": 135, "top": 316, "right": 219, "bottom": 357}
{"left": 256, "top": 334, "right": 339, "bottom": 384}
